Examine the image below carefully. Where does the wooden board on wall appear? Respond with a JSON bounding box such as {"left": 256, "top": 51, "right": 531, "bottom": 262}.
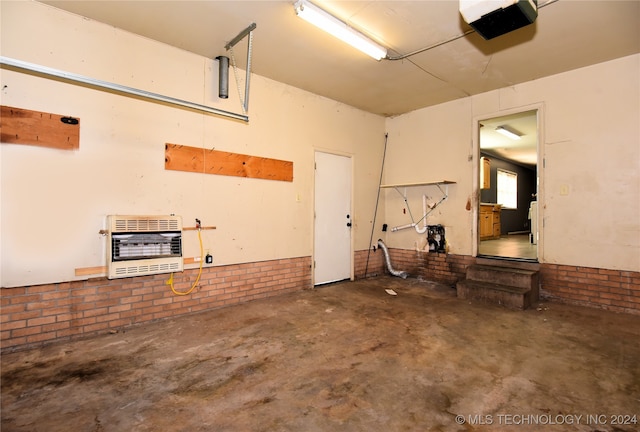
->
{"left": 165, "top": 143, "right": 293, "bottom": 182}
{"left": 1, "top": 105, "right": 80, "bottom": 150}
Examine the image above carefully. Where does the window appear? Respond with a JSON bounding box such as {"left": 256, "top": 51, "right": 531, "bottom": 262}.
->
{"left": 497, "top": 169, "right": 517, "bottom": 209}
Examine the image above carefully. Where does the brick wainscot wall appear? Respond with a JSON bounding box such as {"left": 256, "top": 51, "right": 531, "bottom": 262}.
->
{"left": 1, "top": 257, "right": 311, "bottom": 351}
{"left": 3, "top": 250, "right": 639, "bottom": 351}
{"left": 359, "top": 248, "right": 640, "bottom": 315}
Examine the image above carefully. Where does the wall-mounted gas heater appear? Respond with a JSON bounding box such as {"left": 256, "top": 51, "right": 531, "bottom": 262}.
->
{"left": 107, "top": 215, "right": 183, "bottom": 279}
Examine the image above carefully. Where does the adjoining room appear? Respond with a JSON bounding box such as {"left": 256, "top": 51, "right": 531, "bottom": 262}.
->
{"left": 2, "top": 1, "right": 639, "bottom": 430}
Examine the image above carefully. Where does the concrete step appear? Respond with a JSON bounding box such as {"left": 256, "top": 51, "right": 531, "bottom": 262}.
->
{"left": 466, "top": 264, "right": 539, "bottom": 290}
{"left": 457, "top": 280, "right": 536, "bottom": 310}
{"left": 456, "top": 263, "right": 540, "bottom": 310}
{"left": 476, "top": 257, "right": 540, "bottom": 271}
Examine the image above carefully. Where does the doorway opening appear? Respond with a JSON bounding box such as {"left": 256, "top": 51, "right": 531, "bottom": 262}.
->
{"left": 478, "top": 110, "right": 538, "bottom": 261}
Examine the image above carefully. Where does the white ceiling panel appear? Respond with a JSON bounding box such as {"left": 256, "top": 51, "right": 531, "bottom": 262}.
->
{"left": 37, "top": 0, "right": 639, "bottom": 119}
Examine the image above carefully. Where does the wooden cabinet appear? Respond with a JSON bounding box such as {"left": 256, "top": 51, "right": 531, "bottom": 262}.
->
{"left": 480, "top": 209, "right": 493, "bottom": 238}
{"left": 480, "top": 204, "right": 502, "bottom": 240}
{"left": 480, "top": 157, "right": 491, "bottom": 189}
{"left": 492, "top": 209, "right": 501, "bottom": 238}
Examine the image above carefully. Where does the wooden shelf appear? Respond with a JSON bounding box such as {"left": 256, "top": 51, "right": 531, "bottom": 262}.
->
{"left": 380, "top": 180, "right": 456, "bottom": 188}
{"left": 381, "top": 181, "right": 455, "bottom": 233}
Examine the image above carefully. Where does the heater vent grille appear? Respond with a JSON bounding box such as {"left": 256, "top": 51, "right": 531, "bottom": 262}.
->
{"left": 112, "top": 260, "right": 182, "bottom": 277}
{"left": 113, "top": 217, "right": 180, "bottom": 232}
{"left": 107, "top": 215, "right": 183, "bottom": 279}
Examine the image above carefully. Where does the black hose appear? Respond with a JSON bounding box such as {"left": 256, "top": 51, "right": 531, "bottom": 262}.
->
{"left": 365, "top": 133, "right": 388, "bottom": 278}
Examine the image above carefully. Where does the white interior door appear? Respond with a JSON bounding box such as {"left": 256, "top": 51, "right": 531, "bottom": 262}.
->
{"left": 314, "top": 151, "right": 352, "bottom": 285}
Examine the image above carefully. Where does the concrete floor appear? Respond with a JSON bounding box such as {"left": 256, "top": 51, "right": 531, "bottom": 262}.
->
{"left": 479, "top": 234, "right": 537, "bottom": 260}
{"left": 2, "top": 276, "right": 639, "bottom": 432}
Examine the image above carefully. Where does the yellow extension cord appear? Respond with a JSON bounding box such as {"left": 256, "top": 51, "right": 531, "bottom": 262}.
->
{"left": 166, "top": 228, "right": 204, "bottom": 296}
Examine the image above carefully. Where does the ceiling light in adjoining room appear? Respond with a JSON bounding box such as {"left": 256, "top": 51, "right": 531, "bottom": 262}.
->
{"left": 495, "top": 125, "right": 522, "bottom": 140}
{"left": 294, "top": 0, "right": 388, "bottom": 61}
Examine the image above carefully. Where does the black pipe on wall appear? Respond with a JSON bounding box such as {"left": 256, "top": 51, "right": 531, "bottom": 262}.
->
{"left": 216, "top": 56, "right": 229, "bottom": 99}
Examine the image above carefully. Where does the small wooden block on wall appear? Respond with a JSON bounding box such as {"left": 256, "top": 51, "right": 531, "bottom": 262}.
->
{"left": 1, "top": 105, "right": 80, "bottom": 150}
{"left": 165, "top": 143, "right": 293, "bottom": 182}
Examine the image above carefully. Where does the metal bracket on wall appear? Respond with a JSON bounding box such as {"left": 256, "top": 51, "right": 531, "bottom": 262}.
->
{"left": 379, "top": 180, "right": 456, "bottom": 232}
{"left": 225, "top": 23, "right": 256, "bottom": 115}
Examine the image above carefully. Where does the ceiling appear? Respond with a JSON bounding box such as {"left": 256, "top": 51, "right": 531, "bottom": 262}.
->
{"left": 40, "top": 0, "right": 639, "bottom": 117}
{"left": 38, "top": 1, "right": 638, "bottom": 165}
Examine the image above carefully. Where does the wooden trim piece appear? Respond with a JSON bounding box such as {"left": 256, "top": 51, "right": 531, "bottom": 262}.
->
{"left": 165, "top": 143, "right": 293, "bottom": 182}
{"left": 75, "top": 266, "right": 107, "bottom": 276}
{"left": 183, "top": 226, "right": 217, "bottom": 231}
{"left": 1, "top": 105, "right": 80, "bottom": 150}
{"left": 75, "top": 256, "right": 201, "bottom": 276}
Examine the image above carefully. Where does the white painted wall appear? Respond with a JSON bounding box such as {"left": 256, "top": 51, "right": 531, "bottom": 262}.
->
{"left": 2, "top": 2, "right": 637, "bottom": 288}
{"left": 383, "top": 98, "right": 474, "bottom": 256}
{"left": 0, "top": 1, "right": 386, "bottom": 287}
{"left": 385, "top": 54, "right": 640, "bottom": 272}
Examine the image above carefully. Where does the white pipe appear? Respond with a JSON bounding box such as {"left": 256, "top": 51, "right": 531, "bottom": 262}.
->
{"left": 414, "top": 195, "right": 428, "bottom": 234}
{"left": 391, "top": 223, "right": 415, "bottom": 232}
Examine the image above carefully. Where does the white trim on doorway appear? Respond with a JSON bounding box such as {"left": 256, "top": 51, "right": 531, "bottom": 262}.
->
{"left": 472, "top": 103, "right": 545, "bottom": 263}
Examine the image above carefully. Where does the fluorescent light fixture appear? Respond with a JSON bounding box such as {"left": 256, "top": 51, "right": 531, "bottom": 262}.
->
{"left": 294, "top": 0, "right": 387, "bottom": 61}
{"left": 495, "top": 125, "right": 522, "bottom": 140}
